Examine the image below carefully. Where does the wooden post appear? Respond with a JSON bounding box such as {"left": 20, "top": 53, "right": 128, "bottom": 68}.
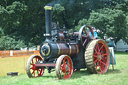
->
{"left": 10, "top": 50, "right": 13, "bottom": 56}
{"left": 110, "top": 48, "right": 114, "bottom": 70}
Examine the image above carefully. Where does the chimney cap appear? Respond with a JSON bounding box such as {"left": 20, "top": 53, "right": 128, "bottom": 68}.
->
{"left": 44, "top": 6, "right": 52, "bottom": 10}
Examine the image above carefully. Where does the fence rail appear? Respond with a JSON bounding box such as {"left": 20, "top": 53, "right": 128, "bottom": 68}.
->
{"left": 0, "top": 50, "right": 34, "bottom": 57}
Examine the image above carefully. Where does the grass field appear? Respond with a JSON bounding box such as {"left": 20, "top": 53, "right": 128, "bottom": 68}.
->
{"left": 0, "top": 55, "right": 30, "bottom": 77}
{"left": 0, "top": 52, "right": 128, "bottom": 85}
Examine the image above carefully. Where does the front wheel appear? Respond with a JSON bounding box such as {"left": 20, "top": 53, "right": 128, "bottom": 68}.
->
{"left": 26, "top": 55, "right": 44, "bottom": 78}
{"left": 56, "top": 55, "right": 73, "bottom": 79}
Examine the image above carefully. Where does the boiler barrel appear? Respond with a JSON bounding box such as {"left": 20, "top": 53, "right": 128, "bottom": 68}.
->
{"left": 40, "top": 42, "right": 79, "bottom": 59}
{"left": 57, "top": 43, "right": 79, "bottom": 57}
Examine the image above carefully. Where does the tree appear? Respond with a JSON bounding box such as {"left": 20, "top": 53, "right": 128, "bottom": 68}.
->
{"left": 0, "top": 36, "right": 26, "bottom": 50}
{"left": 75, "top": 19, "right": 88, "bottom": 31}
{"left": 115, "top": 2, "right": 128, "bottom": 14}
{"left": 52, "top": 4, "right": 65, "bottom": 27}
{"left": 51, "top": 0, "right": 103, "bottom": 29}
{"left": 0, "top": 0, "right": 128, "bottom": 48}
{"left": 86, "top": 8, "right": 128, "bottom": 43}
{"left": 0, "top": 1, "right": 48, "bottom": 46}
{"left": 0, "top": 27, "right": 4, "bottom": 37}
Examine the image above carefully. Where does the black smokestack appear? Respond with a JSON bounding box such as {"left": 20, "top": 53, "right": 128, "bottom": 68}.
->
{"left": 44, "top": 6, "right": 52, "bottom": 41}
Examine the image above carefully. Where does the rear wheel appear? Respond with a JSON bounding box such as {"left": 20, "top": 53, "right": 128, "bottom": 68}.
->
{"left": 56, "top": 55, "right": 73, "bottom": 79}
{"left": 85, "top": 39, "right": 110, "bottom": 73}
{"left": 26, "top": 55, "right": 44, "bottom": 78}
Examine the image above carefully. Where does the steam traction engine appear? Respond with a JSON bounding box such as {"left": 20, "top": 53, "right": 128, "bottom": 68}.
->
{"left": 26, "top": 6, "right": 110, "bottom": 79}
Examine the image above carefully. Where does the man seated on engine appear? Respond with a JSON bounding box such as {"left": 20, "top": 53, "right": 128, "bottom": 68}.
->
{"left": 89, "top": 27, "right": 98, "bottom": 39}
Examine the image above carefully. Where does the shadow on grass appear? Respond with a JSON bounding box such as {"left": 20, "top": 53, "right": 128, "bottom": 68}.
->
{"left": 71, "top": 69, "right": 91, "bottom": 79}
{"left": 39, "top": 69, "right": 90, "bottom": 79}
{"left": 115, "top": 51, "right": 128, "bottom": 55}
{"left": 106, "top": 69, "right": 121, "bottom": 74}
{"left": 35, "top": 69, "right": 121, "bottom": 79}
{"left": 71, "top": 69, "right": 121, "bottom": 79}
{"left": 40, "top": 75, "right": 56, "bottom": 79}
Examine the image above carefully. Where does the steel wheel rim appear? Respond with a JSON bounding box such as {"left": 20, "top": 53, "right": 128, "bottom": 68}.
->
{"left": 93, "top": 41, "right": 109, "bottom": 73}
{"left": 60, "top": 56, "right": 73, "bottom": 79}
{"left": 30, "top": 56, "right": 44, "bottom": 77}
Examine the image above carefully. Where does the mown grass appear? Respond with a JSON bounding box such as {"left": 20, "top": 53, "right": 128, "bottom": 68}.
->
{"left": 0, "top": 52, "right": 128, "bottom": 85}
{"left": 0, "top": 55, "right": 30, "bottom": 77}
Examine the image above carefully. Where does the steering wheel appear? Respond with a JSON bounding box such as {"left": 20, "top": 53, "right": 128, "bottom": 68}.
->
{"left": 78, "top": 25, "right": 94, "bottom": 48}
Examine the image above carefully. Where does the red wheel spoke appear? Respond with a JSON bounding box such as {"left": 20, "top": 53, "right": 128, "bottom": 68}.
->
{"left": 100, "top": 51, "right": 103, "bottom": 55}
{"left": 98, "top": 60, "right": 107, "bottom": 66}
{"left": 30, "top": 63, "right": 34, "bottom": 66}
{"left": 101, "top": 53, "right": 107, "bottom": 57}
{"left": 93, "top": 55, "right": 98, "bottom": 58}
{"left": 33, "top": 72, "right": 35, "bottom": 77}
{"left": 36, "top": 58, "right": 38, "bottom": 62}
{"left": 40, "top": 69, "right": 43, "bottom": 75}
{"left": 38, "top": 69, "right": 41, "bottom": 74}
{"left": 39, "top": 69, "right": 41, "bottom": 72}
{"left": 60, "top": 65, "right": 63, "bottom": 70}
{"left": 96, "top": 44, "right": 98, "bottom": 50}
{"left": 67, "top": 59, "right": 70, "bottom": 65}
{"left": 30, "top": 67, "right": 33, "bottom": 69}
{"left": 64, "top": 72, "right": 66, "bottom": 78}
{"left": 67, "top": 65, "right": 71, "bottom": 73}
{"left": 32, "top": 59, "right": 34, "bottom": 64}
{"left": 38, "top": 69, "right": 42, "bottom": 76}
{"left": 97, "top": 44, "right": 100, "bottom": 52}
{"left": 96, "top": 43, "right": 100, "bottom": 53}
{"left": 67, "top": 63, "right": 70, "bottom": 67}
{"left": 67, "top": 60, "right": 71, "bottom": 72}
{"left": 32, "top": 70, "right": 34, "bottom": 74}
{"left": 32, "top": 70, "right": 35, "bottom": 77}
{"left": 99, "top": 45, "right": 104, "bottom": 52}
{"left": 67, "top": 71, "right": 69, "bottom": 76}
{"left": 94, "top": 59, "right": 98, "bottom": 63}
{"left": 63, "top": 59, "right": 65, "bottom": 65}
{"left": 94, "top": 48, "right": 98, "bottom": 54}
{"left": 99, "top": 67, "right": 102, "bottom": 72}
{"left": 101, "top": 53, "right": 107, "bottom": 59}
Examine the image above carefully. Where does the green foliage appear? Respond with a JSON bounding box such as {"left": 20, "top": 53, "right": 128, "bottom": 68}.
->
{"left": 126, "top": 16, "right": 128, "bottom": 24}
{"left": 0, "top": 27, "right": 4, "bottom": 37}
{"left": 0, "top": 1, "right": 27, "bottom": 34}
{"left": 53, "top": 4, "right": 65, "bottom": 14}
{"left": 52, "top": 4, "right": 65, "bottom": 27}
{"left": 0, "top": 36, "right": 26, "bottom": 50}
{"left": 115, "top": 3, "right": 128, "bottom": 13}
{"left": 0, "top": 1, "right": 47, "bottom": 46}
{"left": 0, "top": 0, "right": 128, "bottom": 49}
{"left": 75, "top": 19, "right": 88, "bottom": 31}
{"left": 87, "top": 8, "right": 127, "bottom": 43}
